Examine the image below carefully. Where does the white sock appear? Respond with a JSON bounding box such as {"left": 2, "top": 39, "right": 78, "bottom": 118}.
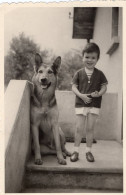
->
{"left": 74, "top": 146, "right": 79, "bottom": 153}
{"left": 85, "top": 147, "right": 91, "bottom": 153}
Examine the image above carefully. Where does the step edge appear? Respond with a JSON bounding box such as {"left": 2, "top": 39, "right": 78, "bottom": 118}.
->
{"left": 26, "top": 166, "right": 123, "bottom": 174}
{"left": 22, "top": 187, "right": 123, "bottom": 193}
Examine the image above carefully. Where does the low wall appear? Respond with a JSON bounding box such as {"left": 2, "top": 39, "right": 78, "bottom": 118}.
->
{"left": 56, "top": 91, "right": 119, "bottom": 141}
{"left": 5, "top": 80, "right": 32, "bottom": 193}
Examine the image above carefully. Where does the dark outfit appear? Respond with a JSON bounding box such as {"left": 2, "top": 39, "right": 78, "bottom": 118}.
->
{"left": 72, "top": 67, "right": 108, "bottom": 108}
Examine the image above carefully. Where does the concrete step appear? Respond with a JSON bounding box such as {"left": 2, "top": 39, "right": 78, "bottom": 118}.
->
{"left": 22, "top": 187, "right": 122, "bottom": 193}
{"left": 23, "top": 141, "right": 123, "bottom": 192}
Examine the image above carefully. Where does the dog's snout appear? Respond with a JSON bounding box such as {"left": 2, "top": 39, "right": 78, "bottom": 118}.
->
{"left": 41, "top": 78, "right": 47, "bottom": 83}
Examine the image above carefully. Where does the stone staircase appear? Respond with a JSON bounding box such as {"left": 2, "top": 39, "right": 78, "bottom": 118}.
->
{"left": 22, "top": 141, "right": 123, "bottom": 193}
{"left": 5, "top": 81, "right": 123, "bottom": 193}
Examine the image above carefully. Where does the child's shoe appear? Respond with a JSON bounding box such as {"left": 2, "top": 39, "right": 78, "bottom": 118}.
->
{"left": 86, "top": 152, "right": 95, "bottom": 162}
{"left": 70, "top": 151, "right": 79, "bottom": 162}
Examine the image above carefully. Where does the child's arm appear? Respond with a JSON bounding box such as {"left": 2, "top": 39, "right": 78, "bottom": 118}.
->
{"left": 99, "top": 84, "right": 107, "bottom": 96}
{"left": 72, "top": 84, "right": 92, "bottom": 104}
{"left": 91, "top": 84, "right": 107, "bottom": 97}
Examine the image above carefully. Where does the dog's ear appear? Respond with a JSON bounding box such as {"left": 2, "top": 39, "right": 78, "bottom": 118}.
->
{"left": 52, "top": 56, "right": 61, "bottom": 74}
{"left": 34, "top": 53, "right": 43, "bottom": 72}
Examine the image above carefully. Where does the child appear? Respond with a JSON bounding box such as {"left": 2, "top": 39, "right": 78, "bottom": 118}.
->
{"left": 70, "top": 42, "right": 108, "bottom": 162}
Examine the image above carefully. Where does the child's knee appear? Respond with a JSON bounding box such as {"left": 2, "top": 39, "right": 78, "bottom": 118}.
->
{"left": 86, "top": 127, "right": 93, "bottom": 133}
{"left": 76, "top": 124, "right": 84, "bottom": 135}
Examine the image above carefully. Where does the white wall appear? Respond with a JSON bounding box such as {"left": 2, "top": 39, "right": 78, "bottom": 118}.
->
{"left": 92, "top": 8, "right": 122, "bottom": 141}
{"left": 56, "top": 91, "right": 118, "bottom": 141}
{"left": 93, "top": 8, "right": 122, "bottom": 94}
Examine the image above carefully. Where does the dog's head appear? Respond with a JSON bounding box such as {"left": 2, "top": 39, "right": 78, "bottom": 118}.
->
{"left": 34, "top": 53, "right": 61, "bottom": 89}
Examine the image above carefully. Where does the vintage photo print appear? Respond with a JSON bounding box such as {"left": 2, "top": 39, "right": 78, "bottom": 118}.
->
{"left": 1, "top": 2, "right": 125, "bottom": 193}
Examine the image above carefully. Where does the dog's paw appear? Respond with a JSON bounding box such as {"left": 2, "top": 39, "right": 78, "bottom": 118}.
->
{"left": 58, "top": 158, "right": 67, "bottom": 165}
{"left": 35, "top": 158, "right": 43, "bottom": 165}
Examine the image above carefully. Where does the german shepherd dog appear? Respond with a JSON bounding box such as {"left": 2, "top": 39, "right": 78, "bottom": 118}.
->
{"left": 31, "top": 53, "right": 71, "bottom": 165}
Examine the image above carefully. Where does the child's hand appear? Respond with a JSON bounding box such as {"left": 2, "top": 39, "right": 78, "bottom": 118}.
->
{"left": 91, "top": 91, "right": 99, "bottom": 97}
{"left": 80, "top": 94, "right": 92, "bottom": 104}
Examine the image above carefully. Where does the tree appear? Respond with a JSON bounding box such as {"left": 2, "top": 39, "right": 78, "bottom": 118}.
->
{"left": 5, "top": 33, "right": 83, "bottom": 91}
{"left": 58, "top": 51, "right": 83, "bottom": 90}
{"left": 5, "top": 33, "right": 41, "bottom": 86}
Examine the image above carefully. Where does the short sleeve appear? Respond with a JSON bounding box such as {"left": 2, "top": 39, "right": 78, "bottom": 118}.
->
{"left": 71, "top": 71, "right": 79, "bottom": 86}
{"left": 100, "top": 71, "right": 108, "bottom": 86}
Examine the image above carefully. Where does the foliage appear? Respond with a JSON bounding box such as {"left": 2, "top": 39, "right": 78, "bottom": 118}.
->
{"left": 5, "top": 33, "right": 41, "bottom": 85}
{"left": 58, "top": 51, "right": 83, "bottom": 90}
{"left": 5, "top": 33, "right": 83, "bottom": 91}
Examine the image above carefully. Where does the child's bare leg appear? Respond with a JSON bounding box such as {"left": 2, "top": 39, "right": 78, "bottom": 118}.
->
{"left": 70, "top": 115, "right": 86, "bottom": 162}
{"left": 86, "top": 113, "right": 97, "bottom": 147}
{"left": 75, "top": 115, "right": 86, "bottom": 147}
{"left": 86, "top": 113, "right": 98, "bottom": 162}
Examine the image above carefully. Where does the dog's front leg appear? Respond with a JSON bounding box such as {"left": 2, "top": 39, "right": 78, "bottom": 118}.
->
{"left": 52, "top": 123, "right": 67, "bottom": 165}
{"left": 31, "top": 124, "right": 43, "bottom": 165}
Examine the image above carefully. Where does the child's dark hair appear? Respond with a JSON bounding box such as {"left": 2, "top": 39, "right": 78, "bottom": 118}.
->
{"left": 82, "top": 42, "right": 100, "bottom": 59}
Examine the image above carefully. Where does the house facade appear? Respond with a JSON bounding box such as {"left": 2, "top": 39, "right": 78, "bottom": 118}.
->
{"left": 73, "top": 7, "right": 123, "bottom": 142}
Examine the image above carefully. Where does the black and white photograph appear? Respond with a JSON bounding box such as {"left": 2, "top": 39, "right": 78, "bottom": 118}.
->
{"left": 4, "top": 5, "right": 123, "bottom": 193}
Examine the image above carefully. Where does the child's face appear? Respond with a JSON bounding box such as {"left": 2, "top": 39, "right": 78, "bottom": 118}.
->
{"left": 82, "top": 52, "right": 98, "bottom": 70}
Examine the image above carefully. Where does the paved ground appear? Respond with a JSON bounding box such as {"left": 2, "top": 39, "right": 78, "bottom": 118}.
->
{"left": 27, "top": 140, "right": 123, "bottom": 173}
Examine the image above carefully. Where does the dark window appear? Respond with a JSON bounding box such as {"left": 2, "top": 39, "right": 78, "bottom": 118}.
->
{"left": 112, "top": 7, "right": 119, "bottom": 37}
